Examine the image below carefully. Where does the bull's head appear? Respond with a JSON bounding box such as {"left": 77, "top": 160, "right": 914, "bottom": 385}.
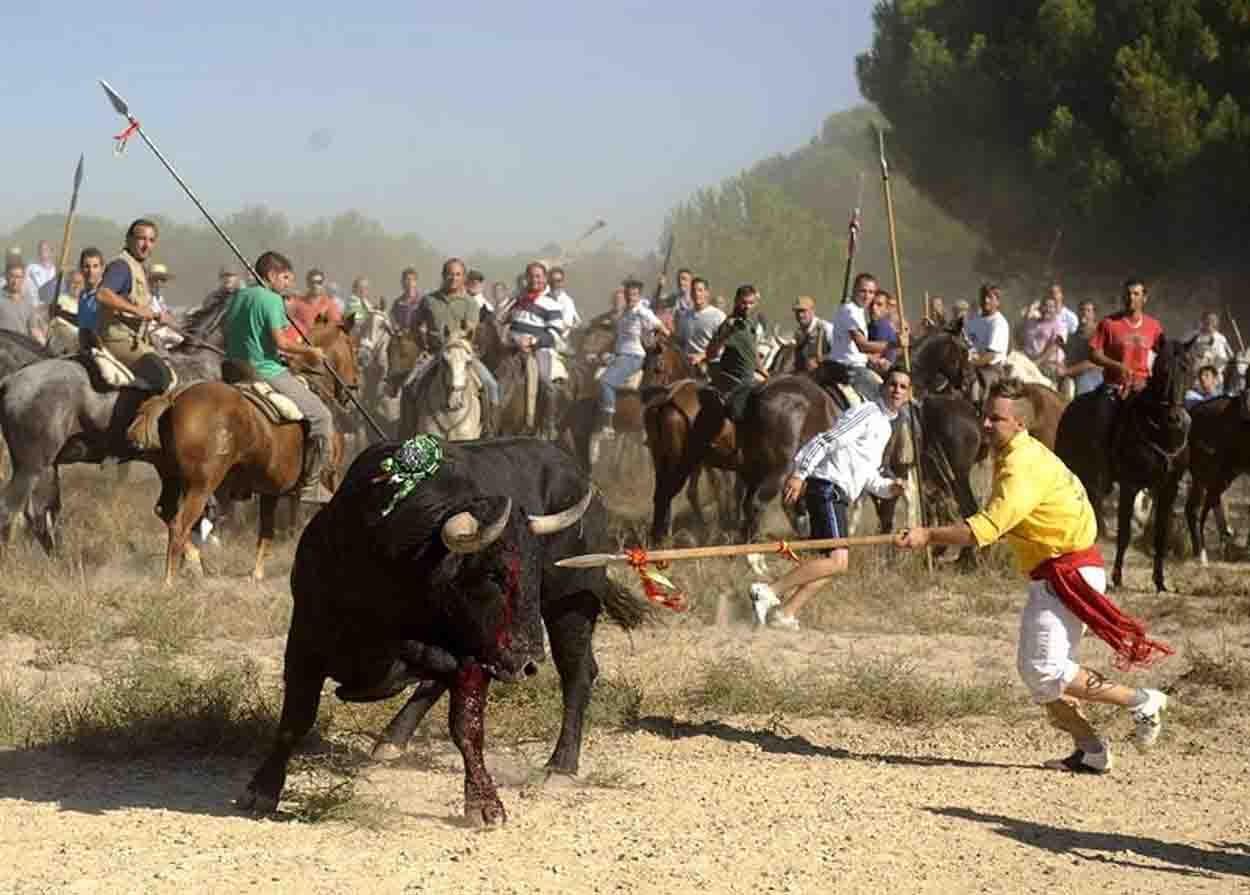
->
{"left": 441, "top": 486, "right": 595, "bottom": 552}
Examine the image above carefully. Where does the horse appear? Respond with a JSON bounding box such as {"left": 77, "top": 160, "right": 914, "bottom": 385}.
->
{"left": 348, "top": 307, "right": 400, "bottom": 438}
{"left": 398, "top": 335, "right": 482, "bottom": 441}
{"left": 146, "top": 320, "right": 360, "bottom": 584}
{"left": 1146, "top": 391, "right": 1247, "bottom": 584}
{"left": 1055, "top": 338, "right": 1191, "bottom": 590}
{"left": 646, "top": 373, "right": 836, "bottom": 544}
{"left": 0, "top": 337, "right": 224, "bottom": 550}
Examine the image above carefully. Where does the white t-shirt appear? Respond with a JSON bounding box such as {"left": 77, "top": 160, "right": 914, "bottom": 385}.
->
{"left": 830, "top": 301, "right": 869, "bottom": 367}
{"left": 23, "top": 261, "right": 56, "bottom": 305}
{"left": 1056, "top": 305, "right": 1079, "bottom": 338}
{"left": 551, "top": 289, "right": 580, "bottom": 330}
{"left": 683, "top": 305, "right": 726, "bottom": 353}
{"left": 615, "top": 305, "right": 662, "bottom": 357}
{"left": 965, "top": 311, "right": 1009, "bottom": 363}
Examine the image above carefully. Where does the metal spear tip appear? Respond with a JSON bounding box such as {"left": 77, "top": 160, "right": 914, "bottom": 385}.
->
{"left": 99, "top": 80, "right": 129, "bottom": 117}
{"left": 73, "top": 154, "right": 85, "bottom": 190}
{"left": 554, "top": 553, "right": 620, "bottom": 569}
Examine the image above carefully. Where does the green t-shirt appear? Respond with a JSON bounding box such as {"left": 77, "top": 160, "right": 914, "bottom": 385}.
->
{"left": 223, "top": 285, "right": 290, "bottom": 380}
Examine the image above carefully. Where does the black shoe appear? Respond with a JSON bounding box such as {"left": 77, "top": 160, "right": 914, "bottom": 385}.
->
{"left": 1041, "top": 748, "right": 1112, "bottom": 774}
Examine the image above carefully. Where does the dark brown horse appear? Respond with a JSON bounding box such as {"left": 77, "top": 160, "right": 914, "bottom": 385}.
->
{"left": 646, "top": 373, "right": 836, "bottom": 543}
{"left": 144, "top": 321, "right": 360, "bottom": 583}
{"left": 1056, "top": 338, "right": 1191, "bottom": 590}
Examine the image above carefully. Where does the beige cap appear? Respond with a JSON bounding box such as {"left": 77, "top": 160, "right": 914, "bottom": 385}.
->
{"left": 150, "top": 263, "right": 174, "bottom": 280}
{"left": 792, "top": 295, "right": 816, "bottom": 311}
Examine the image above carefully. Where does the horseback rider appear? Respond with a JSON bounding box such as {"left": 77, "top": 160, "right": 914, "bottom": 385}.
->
{"left": 1087, "top": 277, "right": 1165, "bottom": 467}
{"left": 91, "top": 219, "right": 178, "bottom": 392}
{"left": 504, "top": 260, "right": 567, "bottom": 437}
{"left": 703, "top": 284, "right": 768, "bottom": 420}
{"left": 74, "top": 248, "right": 105, "bottom": 351}
{"left": 410, "top": 258, "right": 500, "bottom": 433}
{"left": 791, "top": 295, "right": 833, "bottom": 373}
{"left": 830, "top": 273, "right": 898, "bottom": 400}
{"left": 964, "top": 282, "right": 1010, "bottom": 404}
{"left": 680, "top": 277, "right": 726, "bottom": 375}
{"left": 596, "top": 278, "right": 671, "bottom": 440}
{"left": 222, "top": 251, "right": 334, "bottom": 504}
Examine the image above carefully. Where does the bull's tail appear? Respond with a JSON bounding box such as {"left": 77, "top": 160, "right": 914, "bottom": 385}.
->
{"left": 600, "top": 575, "right": 658, "bottom": 630}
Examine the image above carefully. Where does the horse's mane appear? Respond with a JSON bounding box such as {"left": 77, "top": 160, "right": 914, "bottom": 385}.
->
{"left": 0, "top": 329, "right": 51, "bottom": 358}
{"left": 183, "top": 288, "right": 233, "bottom": 340}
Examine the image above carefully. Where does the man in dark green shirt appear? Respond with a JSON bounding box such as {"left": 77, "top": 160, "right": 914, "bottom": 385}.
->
{"left": 223, "top": 250, "right": 333, "bottom": 501}
{"left": 706, "top": 284, "right": 764, "bottom": 393}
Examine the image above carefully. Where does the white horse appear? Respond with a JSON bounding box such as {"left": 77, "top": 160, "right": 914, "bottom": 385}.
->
{"left": 400, "top": 337, "right": 481, "bottom": 441}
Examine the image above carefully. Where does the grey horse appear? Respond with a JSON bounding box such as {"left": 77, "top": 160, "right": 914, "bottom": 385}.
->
{"left": 0, "top": 339, "right": 222, "bottom": 550}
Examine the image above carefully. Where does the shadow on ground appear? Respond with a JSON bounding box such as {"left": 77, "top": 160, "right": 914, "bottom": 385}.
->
{"left": 631, "top": 716, "right": 1035, "bottom": 771}
{"left": 930, "top": 806, "right": 1250, "bottom": 879}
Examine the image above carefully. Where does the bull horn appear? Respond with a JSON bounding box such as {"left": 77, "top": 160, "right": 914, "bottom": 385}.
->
{"left": 528, "top": 487, "right": 594, "bottom": 536}
{"left": 442, "top": 498, "right": 512, "bottom": 553}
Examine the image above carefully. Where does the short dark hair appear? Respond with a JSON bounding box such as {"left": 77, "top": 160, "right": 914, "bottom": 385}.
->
{"left": 852, "top": 273, "right": 877, "bottom": 291}
{"left": 979, "top": 283, "right": 1001, "bottom": 300}
{"left": 466, "top": 269, "right": 485, "bottom": 284}
{"left": 79, "top": 247, "right": 103, "bottom": 269}
{"left": 307, "top": 268, "right": 325, "bottom": 281}
{"left": 622, "top": 278, "right": 644, "bottom": 292}
{"left": 1123, "top": 276, "right": 1147, "bottom": 292}
{"left": 401, "top": 267, "right": 419, "bottom": 280}
{"left": 883, "top": 364, "right": 912, "bottom": 383}
{"left": 691, "top": 276, "right": 708, "bottom": 292}
{"left": 677, "top": 268, "right": 693, "bottom": 279}
{"left": 549, "top": 266, "right": 565, "bottom": 278}
{"left": 1198, "top": 364, "right": 1220, "bottom": 378}
{"left": 255, "top": 251, "right": 293, "bottom": 281}
{"left": 441, "top": 257, "right": 465, "bottom": 277}
{"left": 126, "top": 218, "right": 159, "bottom": 240}
{"left": 734, "top": 284, "right": 758, "bottom": 303}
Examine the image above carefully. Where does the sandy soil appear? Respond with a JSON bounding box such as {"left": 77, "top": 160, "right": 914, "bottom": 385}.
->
{"left": 2, "top": 616, "right": 1248, "bottom": 895}
{"left": 1, "top": 465, "right": 1248, "bottom": 894}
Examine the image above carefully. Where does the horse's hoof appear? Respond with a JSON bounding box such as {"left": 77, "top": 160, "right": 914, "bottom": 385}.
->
{"left": 371, "top": 741, "right": 405, "bottom": 762}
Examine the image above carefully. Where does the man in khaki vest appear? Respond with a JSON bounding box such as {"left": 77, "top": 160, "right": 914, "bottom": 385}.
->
{"left": 93, "top": 218, "right": 176, "bottom": 391}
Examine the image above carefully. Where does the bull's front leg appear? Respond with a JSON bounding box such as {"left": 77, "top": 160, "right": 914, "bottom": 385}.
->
{"left": 449, "top": 661, "right": 504, "bottom": 826}
{"left": 241, "top": 652, "right": 326, "bottom": 813}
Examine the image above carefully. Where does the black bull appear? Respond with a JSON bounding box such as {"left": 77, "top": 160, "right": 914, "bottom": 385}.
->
{"left": 242, "top": 437, "right": 651, "bottom": 824}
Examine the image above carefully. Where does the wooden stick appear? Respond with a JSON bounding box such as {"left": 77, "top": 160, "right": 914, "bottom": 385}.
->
{"left": 1225, "top": 305, "right": 1246, "bottom": 355}
{"left": 555, "top": 534, "right": 898, "bottom": 569}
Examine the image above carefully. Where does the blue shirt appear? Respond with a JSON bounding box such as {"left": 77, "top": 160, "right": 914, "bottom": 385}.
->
{"left": 99, "top": 259, "right": 133, "bottom": 297}
{"left": 868, "top": 317, "right": 898, "bottom": 363}
{"left": 77, "top": 285, "right": 100, "bottom": 332}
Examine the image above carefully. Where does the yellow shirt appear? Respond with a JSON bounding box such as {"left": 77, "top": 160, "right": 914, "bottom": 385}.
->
{"left": 965, "top": 430, "right": 1097, "bottom": 574}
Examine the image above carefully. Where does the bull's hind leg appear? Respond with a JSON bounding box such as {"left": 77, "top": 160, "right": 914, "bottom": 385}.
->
{"left": 372, "top": 680, "right": 448, "bottom": 761}
{"left": 449, "top": 662, "right": 504, "bottom": 826}
{"left": 542, "top": 588, "right": 600, "bottom": 776}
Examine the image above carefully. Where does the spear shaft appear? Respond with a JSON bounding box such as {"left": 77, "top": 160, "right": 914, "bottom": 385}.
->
{"left": 98, "top": 80, "right": 386, "bottom": 440}
{"left": 50, "top": 155, "right": 85, "bottom": 308}
{"left": 555, "top": 534, "right": 898, "bottom": 569}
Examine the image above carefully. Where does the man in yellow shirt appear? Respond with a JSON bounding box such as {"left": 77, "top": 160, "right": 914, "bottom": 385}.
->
{"left": 896, "top": 378, "right": 1172, "bottom": 774}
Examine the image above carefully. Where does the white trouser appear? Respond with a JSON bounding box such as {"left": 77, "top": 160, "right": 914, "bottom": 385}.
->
{"left": 1016, "top": 567, "right": 1104, "bottom": 703}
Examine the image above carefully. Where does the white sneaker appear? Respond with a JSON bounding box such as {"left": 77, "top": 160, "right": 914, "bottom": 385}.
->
{"left": 748, "top": 582, "right": 780, "bottom": 627}
{"left": 1043, "top": 744, "right": 1113, "bottom": 774}
{"left": 767, "top": 612, "right": 800, "bottom": 631}
{"left": 1131, "top": 689, "right": 1167, "bottom": 752}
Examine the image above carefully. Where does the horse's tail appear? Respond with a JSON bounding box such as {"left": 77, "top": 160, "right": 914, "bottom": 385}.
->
{"left": 126, "top": 389, "right": 183, "bottom": 452}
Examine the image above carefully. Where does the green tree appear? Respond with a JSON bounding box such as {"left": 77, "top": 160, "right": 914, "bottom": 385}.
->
{"left": 857, "top": 0, "right": 1250, "bottom": 292}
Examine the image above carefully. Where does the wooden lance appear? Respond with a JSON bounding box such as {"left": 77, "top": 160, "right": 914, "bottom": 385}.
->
{"left": 555, "top": 534, "right": 899, "bottom": 569}
{"left": 877, "top": 127, "right": 932, "bottom": 570}
{"left": 50, "top": 155, "right": 85, "bottom": 308}
{"left": 98, "top": 79, "right": 386, "bottom": 441}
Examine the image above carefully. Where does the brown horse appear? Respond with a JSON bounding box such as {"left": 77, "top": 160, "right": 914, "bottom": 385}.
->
{"left": 147, "top": 321, "right": 360, "bottom": 584}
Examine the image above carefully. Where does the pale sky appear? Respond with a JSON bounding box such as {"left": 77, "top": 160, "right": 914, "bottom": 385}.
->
{"left": 2, "top": 1, "right": 875, "bottom": 254}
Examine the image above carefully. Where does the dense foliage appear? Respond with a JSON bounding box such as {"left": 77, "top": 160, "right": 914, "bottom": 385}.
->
{"left": 856, "top": 0, "right": 1250, "bottom": 286}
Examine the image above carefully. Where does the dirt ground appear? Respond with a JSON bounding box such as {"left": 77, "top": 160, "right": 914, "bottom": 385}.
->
{"left": 1, "top": 466, "right": 1248, "bottom": 894}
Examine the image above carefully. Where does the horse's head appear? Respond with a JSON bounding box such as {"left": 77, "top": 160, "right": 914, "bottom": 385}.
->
{"left": 1223, "top": 348, "right": 1250, "bottom": 396}
{"left": 911, "top": 331, "right": 973, "bottom": 396}
{"left": 432, "top": 337, "right": 473, "bottom": 411}
{"left": 642, "top": 331, "right": 687, "bottom": 385}
{"left": 309, "top": 321, "right": 362, "bottom": 406}
{"left": 1142, "top": 337, "right": 1193, "bottom": 450}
